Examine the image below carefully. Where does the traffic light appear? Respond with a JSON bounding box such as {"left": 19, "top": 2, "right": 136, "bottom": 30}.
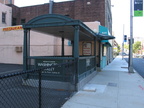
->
{"left": 124, "top": 35, "right": 127, "bottom": 42}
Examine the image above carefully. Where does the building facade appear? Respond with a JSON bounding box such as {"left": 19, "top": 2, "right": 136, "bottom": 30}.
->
{"left": 0, "top": 3, "right": 12, "bottom": 27}
{"left": 0, "top": 0, "right": 14, "bottom": 4}
{"left": 0, "top": 0, "right": 114, "bottom": 69}
{"left": 8, "top": 0, "right": 112, "bottom": 34}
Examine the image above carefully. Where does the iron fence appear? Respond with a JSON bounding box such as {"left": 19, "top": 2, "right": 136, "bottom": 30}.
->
{"left": 0, "top": 61, "right": 75, "bottom": 108}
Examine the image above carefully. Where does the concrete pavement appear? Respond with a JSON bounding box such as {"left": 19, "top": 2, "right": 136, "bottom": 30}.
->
{"left": 62, "top": 56, "right": 144, "bottom": 108}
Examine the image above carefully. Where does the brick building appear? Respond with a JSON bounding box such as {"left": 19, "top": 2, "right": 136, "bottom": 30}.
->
{"left": 7, "top": 0, "right": 112, "bottom": 33}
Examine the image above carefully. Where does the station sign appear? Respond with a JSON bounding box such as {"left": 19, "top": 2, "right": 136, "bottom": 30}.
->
{"left": 134, "top": 0, "right": 143, "bottom": 16}
{"left": 35, "top": 59, "right": 62, "bottom": 75}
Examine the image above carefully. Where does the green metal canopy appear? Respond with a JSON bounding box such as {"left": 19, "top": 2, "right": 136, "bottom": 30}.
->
{"left": 23, "top": 14, "right": 97, "bottom": 41}
{"left": 22, "top": 14, "right": 98, "bottom": 86}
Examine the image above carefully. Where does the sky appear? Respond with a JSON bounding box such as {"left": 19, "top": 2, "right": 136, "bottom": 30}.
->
{"left": 14, "top": 0, "right": 144, "bottom": 44}
{"left": 111, "top": 0, "right": 144, "bottom": 44}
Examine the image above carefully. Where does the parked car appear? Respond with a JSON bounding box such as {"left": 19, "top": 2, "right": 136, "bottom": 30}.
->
{"left": 134, "top": 54, "right": 144, "bottom": 58}
{"left": 119, "top": 52, "right": 128, "bottom": 56}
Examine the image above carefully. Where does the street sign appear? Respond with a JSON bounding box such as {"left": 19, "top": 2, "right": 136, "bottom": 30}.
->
{"left": 134, "top": 0, "right": 143, "bottom": 16}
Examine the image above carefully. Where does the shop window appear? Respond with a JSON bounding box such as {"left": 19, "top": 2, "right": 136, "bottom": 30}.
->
{"left": 2, "top": 12, "right": 6, "bottom": 23}
{"left": 65, "top": 14, "right": 70, "bottom": 17}
{"left": 102, "top": 45, "right": 107, "bottom": 56}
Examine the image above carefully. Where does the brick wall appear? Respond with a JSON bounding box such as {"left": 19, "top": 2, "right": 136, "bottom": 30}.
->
{"left": 9, "top": 0, "right": 111, "bottom": 31}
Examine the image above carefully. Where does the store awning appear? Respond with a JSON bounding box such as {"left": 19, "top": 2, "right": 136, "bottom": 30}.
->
{"left": 97, "top": 33, "right": 115, "bottom": 40}
{"left": 98, "top": 25, "right": 115, "bottom": 40}
{"left": 101, "top": 40, "right": 112, "bottom": 47}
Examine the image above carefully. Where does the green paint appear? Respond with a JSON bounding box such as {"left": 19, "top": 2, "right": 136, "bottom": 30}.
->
{"left": 99, "top": 25, "right": 109, "bottom": 35}
{"left": 134, "top": 10, "right": 143, "bottom": 17}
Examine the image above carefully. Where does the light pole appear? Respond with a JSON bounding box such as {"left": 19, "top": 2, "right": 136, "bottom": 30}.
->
{"left": 129, "top": 0, "right": 134, "bottom": 73}
{"left": 122, "top": 24, "right": 125, "bottom": 60}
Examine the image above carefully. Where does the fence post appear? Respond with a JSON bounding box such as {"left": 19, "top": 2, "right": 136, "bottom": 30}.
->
{"left": 39, "top": 71, "right": 42, "bottom": 108}
{"left": 74, "top": 26, "right": 79, "bottom": 91}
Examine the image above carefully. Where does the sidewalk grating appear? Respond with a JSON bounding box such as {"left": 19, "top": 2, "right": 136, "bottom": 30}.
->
{"left": 107, "top": 83, "right": 117, "bottom": 87}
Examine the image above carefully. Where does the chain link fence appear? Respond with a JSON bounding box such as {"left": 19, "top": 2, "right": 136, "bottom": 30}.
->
{"left": 0, "top": 62, "right": 75, "bottom": 108}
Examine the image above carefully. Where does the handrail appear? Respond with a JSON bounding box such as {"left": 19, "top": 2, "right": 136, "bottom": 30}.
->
{"left": 79, "top": 56, "right": 95, "bottom": 59}
{"left": 0, "top": 61, "right": 75, "bottom": 79}
{"left": 28, "top": 56, "right": 74, "bottom": 60}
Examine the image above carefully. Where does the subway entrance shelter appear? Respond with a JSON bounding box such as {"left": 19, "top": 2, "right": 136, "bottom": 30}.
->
{"left": 23, "top": 14, "right": 98, "bottom": 90}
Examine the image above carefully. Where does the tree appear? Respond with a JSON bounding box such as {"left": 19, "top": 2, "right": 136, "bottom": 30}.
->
{"left": 133, "top": 41, "right": 141, "bottom": 54}
{"left": 124, "top": 44, "right": 129, "bottom": 50}
{"left": 117, "top": 45, "right": 121, "bottom": 53}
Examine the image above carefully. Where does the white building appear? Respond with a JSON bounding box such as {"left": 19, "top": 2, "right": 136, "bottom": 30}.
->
{"left": 0, "top": 3, "right": 12, "bottom": 27}
{"left": 0, "top": 0, "right": 14, "bottom": 4}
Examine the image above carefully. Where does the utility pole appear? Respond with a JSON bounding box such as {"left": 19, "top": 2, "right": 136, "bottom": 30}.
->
{"left": 129, "top": 0, "right": 134, "bottom": 73}
{"left": 122, "top": 24, "right": 125, "bottom": 60}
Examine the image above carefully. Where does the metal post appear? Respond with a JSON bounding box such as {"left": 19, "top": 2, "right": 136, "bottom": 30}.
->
{"left": 122, "top": 24, "right": 124, "bottom": 60}
{"left": 62, "top": 37, "right": 64, "bottom": 56}
{"left": 23, "top": 29, "right": 28, "bottom": 71}
{"left": 74, "top": 26, "right": 79, "bottom": 91}
{"left": 38, "top": 71, "right": 42, "bottom": 108}
{"left": 129, "top": 0, "right": 134, "bottom": 73}
{"left": 49, "top": 0, "right": 54, "bottom": 14}
{"left": 94, "top": 37, "right": 97, "bottom": 70}
{"left": 97, "top": 42, "right": 101, "bottom": 71}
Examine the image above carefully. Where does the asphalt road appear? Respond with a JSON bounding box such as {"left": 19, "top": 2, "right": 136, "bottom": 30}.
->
{"left": 125, "top": 58, "right": 144, "bottom": 78}
{"left": 0, "top": 63, "right": 23, "bottom": 75}
{"left": 0, "top": 63, "right": 72, "bottom": 108}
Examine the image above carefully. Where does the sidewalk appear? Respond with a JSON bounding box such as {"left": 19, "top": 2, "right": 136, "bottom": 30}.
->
{"left": 62, "top": 56, "right": 144, "bottom": 108}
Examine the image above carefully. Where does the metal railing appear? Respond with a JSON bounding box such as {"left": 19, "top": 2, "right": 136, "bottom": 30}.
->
{"left": 79, "top": 56, "right": 96, "bottom": 80}
{"left": 0, "top": 61, "right": 75, "bottom": 108}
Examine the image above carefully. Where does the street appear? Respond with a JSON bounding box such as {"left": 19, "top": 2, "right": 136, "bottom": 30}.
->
{"left": 0, "top": 64, "right": 72, "bottom": 108}
{"left": 125, "top": 58, "right": 144, "bottom": 78}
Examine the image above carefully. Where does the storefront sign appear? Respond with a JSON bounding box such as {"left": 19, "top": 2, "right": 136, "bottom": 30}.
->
{"left": 2, "top": 26, "right": 23, "bottom": 31}
{"left": 83, "top": 42, "right": 92, "bottom": 55}
{"left": 134, "top": 0, "right": 143, "bottom": 16}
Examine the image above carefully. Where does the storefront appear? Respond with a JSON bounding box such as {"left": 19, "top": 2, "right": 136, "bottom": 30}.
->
{"left": 98, "top": 25, "right": 115, "bottom": 69}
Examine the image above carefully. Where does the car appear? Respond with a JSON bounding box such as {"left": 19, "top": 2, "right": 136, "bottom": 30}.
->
{"left": 119, "top": 52, "right": 128, "bottom": 56}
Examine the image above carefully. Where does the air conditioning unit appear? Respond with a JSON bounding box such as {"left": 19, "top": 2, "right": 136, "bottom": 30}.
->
{"left": 15, "top": 46, "right": 22, "bottom": 53}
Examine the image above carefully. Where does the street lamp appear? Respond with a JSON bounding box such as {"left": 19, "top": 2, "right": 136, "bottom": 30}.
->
{"left": 129, "top": 0, "right": 134, "bottom": 73}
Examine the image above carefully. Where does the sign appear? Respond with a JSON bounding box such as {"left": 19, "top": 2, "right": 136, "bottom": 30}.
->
{"left": 99, "top": 25, "right": 109, "bottom": 35}
{"left": 86, "top": 59, "right": 91, "bottom": 67}
{"left": 2, "top": 26, "right": 23, "bottom": 31}
{"left": 134, "top": 0, "right": 143, "bottom": 16}
{"left": 83, "top": 42, "right": 92, "bottom": 55}
{"left": 35, "top": 59, "right": 62, "bottom": 75}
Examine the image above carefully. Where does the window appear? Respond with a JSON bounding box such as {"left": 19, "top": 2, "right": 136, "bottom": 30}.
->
{"left": 65, "top": 14, "right": 70, "bottom": 17}
{"left": 2, "top": 12, "right": 6, "bottom": 23}
{"left": 12, "top": 18, "right": 17, "bottom": 25}
{"left": 21, "top": 19, "right": 26, "bottom": 24}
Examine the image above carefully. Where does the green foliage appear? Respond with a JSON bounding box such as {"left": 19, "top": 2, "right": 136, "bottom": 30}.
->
{"left": 117, "top": 45, "right": 120, "bottom": 53}
{"left": 124, "top": 44, "right": 129, "bottom": 50}
{"left": 133, "top": 41, "right": 141, "bottom": 53}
